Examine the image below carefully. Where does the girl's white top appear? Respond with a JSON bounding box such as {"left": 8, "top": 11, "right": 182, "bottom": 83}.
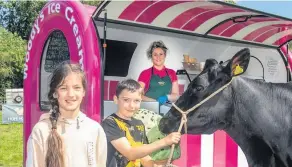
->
{"left": 26, "top": 111, "right": 107, "bottom": 167}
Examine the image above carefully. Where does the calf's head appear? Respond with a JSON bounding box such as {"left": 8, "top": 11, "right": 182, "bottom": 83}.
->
{"left": 159, "top": 48, "right": 250, "bottom": 134}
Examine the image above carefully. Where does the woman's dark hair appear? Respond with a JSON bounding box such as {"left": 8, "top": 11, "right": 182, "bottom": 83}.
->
{"left": 45, "top": 61, "right": 86, "bottom": 167}
{"left": 146, "top": 40, "right": 168, "bottom": 59}
{"left": 116, "top": 79, "right": 142, "bottom": 97}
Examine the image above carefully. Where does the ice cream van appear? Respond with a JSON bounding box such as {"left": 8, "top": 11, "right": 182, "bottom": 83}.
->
{"left": 23, "top": 1, "right": 292, "bottom": 166}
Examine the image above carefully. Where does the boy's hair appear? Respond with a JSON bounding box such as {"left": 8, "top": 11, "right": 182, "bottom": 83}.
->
{"left": 116, "top": 79, "right": 142, "bottom": 97}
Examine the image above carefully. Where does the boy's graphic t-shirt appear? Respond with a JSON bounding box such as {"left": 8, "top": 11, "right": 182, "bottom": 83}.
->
{"left": 102, "top": 114, "right": 148, "bottom": 167}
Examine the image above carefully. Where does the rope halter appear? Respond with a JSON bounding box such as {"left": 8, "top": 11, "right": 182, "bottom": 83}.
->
{"left": 165, "top": 77, "right": 234, "bottom": 166}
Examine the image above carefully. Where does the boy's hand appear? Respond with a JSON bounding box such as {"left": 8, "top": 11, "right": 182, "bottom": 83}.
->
{"left": 163, "top": 132, "right": 181, "bottom": 145}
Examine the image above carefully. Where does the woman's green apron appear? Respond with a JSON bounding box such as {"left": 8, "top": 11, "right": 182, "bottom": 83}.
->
{"left": 145, "top": 67, "right": 172, "bottom": 100}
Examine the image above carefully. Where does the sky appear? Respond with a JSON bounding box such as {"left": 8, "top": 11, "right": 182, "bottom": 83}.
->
{"left": 236, "top": 1, "right": 292, "bottom": 19}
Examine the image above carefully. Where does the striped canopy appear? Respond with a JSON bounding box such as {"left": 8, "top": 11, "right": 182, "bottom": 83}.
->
{"left": 94, "top": 0, "right": 292, "bottom": 48}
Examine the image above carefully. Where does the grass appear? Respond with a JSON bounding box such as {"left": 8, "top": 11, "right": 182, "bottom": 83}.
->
{"left": 0, "top": 111, "right": 23, "bottom": 167}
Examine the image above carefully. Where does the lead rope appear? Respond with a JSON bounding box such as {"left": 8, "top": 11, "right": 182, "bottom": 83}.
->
{"left": 165, "top": 78, "right": 234, "bottom": 166}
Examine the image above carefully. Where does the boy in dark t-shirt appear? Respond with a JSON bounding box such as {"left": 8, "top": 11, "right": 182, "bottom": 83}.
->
{"left": 102, "top": 79, "right": 181, "bottom": 167}
{"left": 103, "top": 114, "right": 148, "bottom": 167}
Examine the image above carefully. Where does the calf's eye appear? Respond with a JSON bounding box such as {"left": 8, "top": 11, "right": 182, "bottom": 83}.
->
{"left": 195, "top": 86, "right": 204, "bottom": 91}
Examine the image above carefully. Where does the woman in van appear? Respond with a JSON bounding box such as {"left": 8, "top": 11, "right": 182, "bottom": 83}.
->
{"left": 138, "top": 41, "right": 179, "bottom": 105}
{"left": 26, "top": 61, "right": 107, "bottom": 167}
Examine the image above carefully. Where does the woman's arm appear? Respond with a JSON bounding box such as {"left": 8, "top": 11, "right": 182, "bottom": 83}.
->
{"left": 142, "top": 95, "right": 156, "bottom": 102}
{"left": 138, "top": 81, "right": 156, "bottom": 101}
{"left": 167, "top": 81, "right": 179, "bottom": 102}
{"left": 138, "top": 70, "right": 156, "bottom": 101}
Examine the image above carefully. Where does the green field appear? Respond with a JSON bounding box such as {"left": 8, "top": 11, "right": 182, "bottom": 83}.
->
{"left": 0, "top": 112, "right": 23, "bottom": 167}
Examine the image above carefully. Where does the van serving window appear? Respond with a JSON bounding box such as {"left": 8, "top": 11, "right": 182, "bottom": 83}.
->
{"left": 103, "top": 39, "right": 137, "bottom": 77}
{"left": 40, "top": 30, "right": 70, "bottom": 111}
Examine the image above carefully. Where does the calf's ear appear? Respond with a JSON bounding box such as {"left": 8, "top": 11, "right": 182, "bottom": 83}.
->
{"left": 224, "top": 48, "right": 250, "bottom": 77}
{"left": 203, "top": 59, "right": 218, "bottom": 71}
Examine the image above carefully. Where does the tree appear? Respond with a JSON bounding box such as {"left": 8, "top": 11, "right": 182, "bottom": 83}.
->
{"left": 0, "top": 27, "right": 26, "bottom": 98}
{"left": 0, "top": 1, "right": 47, "bottom": 40}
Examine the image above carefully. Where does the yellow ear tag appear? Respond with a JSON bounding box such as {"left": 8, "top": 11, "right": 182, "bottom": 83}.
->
{"left": 234, "top": 64, "right": 244, "bottom": 75}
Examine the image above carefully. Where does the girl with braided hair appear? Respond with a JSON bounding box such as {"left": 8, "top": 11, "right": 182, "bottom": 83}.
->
{"left": 26, "top": 61, "right": 107, "bottom": 167}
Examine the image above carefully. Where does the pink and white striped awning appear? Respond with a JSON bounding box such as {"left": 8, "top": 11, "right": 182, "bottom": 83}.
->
{"left": 94, "top": 0, "right": 292, "bottom": 48}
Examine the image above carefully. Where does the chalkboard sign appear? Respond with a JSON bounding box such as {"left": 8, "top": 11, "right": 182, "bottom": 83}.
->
{"left": 44, "top": 31, "right": 70, "bottom": 72}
